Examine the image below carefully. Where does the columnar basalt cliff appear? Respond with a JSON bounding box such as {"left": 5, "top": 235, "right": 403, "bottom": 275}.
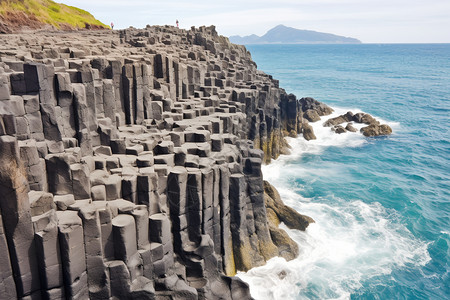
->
{"left": 0, "top": 25, "right": 312, "bottom": 299}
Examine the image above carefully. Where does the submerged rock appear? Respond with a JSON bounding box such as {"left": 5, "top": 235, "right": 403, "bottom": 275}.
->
{"left": 360, "top": 124, "right": 393, "bottom": 136}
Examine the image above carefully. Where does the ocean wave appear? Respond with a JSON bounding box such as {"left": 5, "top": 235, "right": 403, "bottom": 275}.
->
{"left": 238, "top": 197, "right": 430, "bottom": 300}
{"left": 238, "top": 105, "right": 430, "bottom": 300}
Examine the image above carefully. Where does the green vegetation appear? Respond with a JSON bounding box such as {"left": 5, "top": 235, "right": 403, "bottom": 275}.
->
{"left": 0, "top": 0, "right": 108, "bottom": 29}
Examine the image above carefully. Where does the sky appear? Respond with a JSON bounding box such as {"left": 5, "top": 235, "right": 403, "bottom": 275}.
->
{"left": 61, "top": 0, "right": 450, "bottom": 43}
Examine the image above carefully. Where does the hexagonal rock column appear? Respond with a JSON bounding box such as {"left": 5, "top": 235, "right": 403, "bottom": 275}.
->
{"left": 0, "top": 135, "right": 40, "bottom": 298}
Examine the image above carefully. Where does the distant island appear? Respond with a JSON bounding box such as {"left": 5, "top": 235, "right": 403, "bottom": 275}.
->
{"left": 230, "top": 24, "right": 361, "bottom": 44}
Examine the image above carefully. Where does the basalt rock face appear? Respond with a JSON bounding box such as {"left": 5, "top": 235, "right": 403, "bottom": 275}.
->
{"left": 0, "top": 25, "right": 311, "bottom": 299}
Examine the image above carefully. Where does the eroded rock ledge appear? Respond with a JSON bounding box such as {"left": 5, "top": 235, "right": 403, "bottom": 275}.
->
{"left": 0, "top": 25, "right": 313, "bottom": 299}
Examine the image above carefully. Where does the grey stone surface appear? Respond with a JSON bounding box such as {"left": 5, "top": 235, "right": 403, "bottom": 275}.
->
{"left": 0, "top": 25, "right": 319, "bottom": 299}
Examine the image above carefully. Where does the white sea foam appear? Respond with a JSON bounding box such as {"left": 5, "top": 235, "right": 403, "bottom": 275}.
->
{"left": 238, "top": 197, "right": 430, "bottom": 300}
{"left": 262, "top": 106, "right": 400, "bottom": 181}
{"left": 238, "top": 106, "right": 428, "bottom": 299}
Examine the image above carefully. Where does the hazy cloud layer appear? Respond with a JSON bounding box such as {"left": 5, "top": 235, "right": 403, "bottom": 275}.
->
{"left": 62, "top": 0, "right": 450, "bottom": 43}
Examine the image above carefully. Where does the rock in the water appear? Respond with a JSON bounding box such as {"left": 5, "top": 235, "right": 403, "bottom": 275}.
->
{"left": 323, "top": 116, "right": 347, "bottom": 127}
{"left": 302, "top": 122, "right": 316, "bottom": 140}
{"left": 353, "top": 112, "right": 379, "bottom": 125}
{"left": 345, "top": 123, "right": 358, "bottom": 132}
{"left": 299, "top": 97, "right": 333, "bottom": 116}
{"left": 332, "top": 125, "right": 347, "bottom": 134}
{"left": 360, "top": 124, "right": 392, "bottom": 136}
{"left": 303, "top": 109, "right": 321, "bottom": 122}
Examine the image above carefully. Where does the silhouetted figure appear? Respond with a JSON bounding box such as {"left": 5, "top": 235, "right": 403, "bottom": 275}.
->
{"left": 111, "top": 22, "right": 114, "bottom": 30}
{"left": 176, "top": 20, "right": 179, "bottom": 28}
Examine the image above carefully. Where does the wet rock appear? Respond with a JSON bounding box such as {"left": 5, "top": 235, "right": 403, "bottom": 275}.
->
{"left": 360, "top": 124, "right": 392, "bottom": 137}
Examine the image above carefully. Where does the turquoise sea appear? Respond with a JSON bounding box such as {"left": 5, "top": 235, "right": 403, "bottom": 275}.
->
{"left": 237, "top": 44, "right": 450, "bottom": 299}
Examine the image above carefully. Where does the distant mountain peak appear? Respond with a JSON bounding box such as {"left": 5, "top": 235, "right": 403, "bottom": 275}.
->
{"left": 272, "top": 24, "right": 288, "bottom": 29}
{"left": 230, "top": 24, "right": 361, "bottom": 44}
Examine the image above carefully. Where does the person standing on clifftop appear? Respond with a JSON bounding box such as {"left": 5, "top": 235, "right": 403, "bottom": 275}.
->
{"left": 111, "top": 22, "right": 114, "bottom": 30}
{"left": 176, "top": 20, "right": 179, "bottom": 28}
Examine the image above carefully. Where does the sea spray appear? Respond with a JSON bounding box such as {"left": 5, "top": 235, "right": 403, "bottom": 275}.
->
{"left": 237, "top": 105, "right": 429, "bottom": 300}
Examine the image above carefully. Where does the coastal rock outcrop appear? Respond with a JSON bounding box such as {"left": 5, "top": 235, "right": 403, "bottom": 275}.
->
{"left": 321, "top": 111, "right": 392, "bottom": 137}
{"left": 0, "top": 25, "right": 314, "bottom": 299}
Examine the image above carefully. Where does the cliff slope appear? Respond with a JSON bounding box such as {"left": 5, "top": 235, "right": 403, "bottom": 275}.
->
{"left": 0, "top": 0, "right": 108, "bottom": 33}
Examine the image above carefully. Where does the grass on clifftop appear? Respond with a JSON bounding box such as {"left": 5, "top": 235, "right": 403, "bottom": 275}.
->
{"left": 0, "top": 0, "right": 108, "bottom": 29}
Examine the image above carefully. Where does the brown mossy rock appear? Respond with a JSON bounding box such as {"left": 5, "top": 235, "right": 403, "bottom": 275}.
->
{"left": 278, "top": 131, "right": 292, "bottom": 155}
{"left": 288, "top": 129, "right": 298, "bottom": 138}
{"left": 263, "top": 181, "right": 314, "bottom": 231}
{"left": 360, "top": 124, "right": 392, "bottom": 137}
{"left": 269, "top": 226, "right": 299, "bottom": 261}
{"left": 303, "top": 109, "right": 321, "bottom": 122}
{"left": 302, "top": 122, "right": 316, "bottom": 141}
{"left": 264, "top": 195, "right": 299, "bottom": 261}
{"left": 266, "top": 206, "right": 281, "bottom": 227}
